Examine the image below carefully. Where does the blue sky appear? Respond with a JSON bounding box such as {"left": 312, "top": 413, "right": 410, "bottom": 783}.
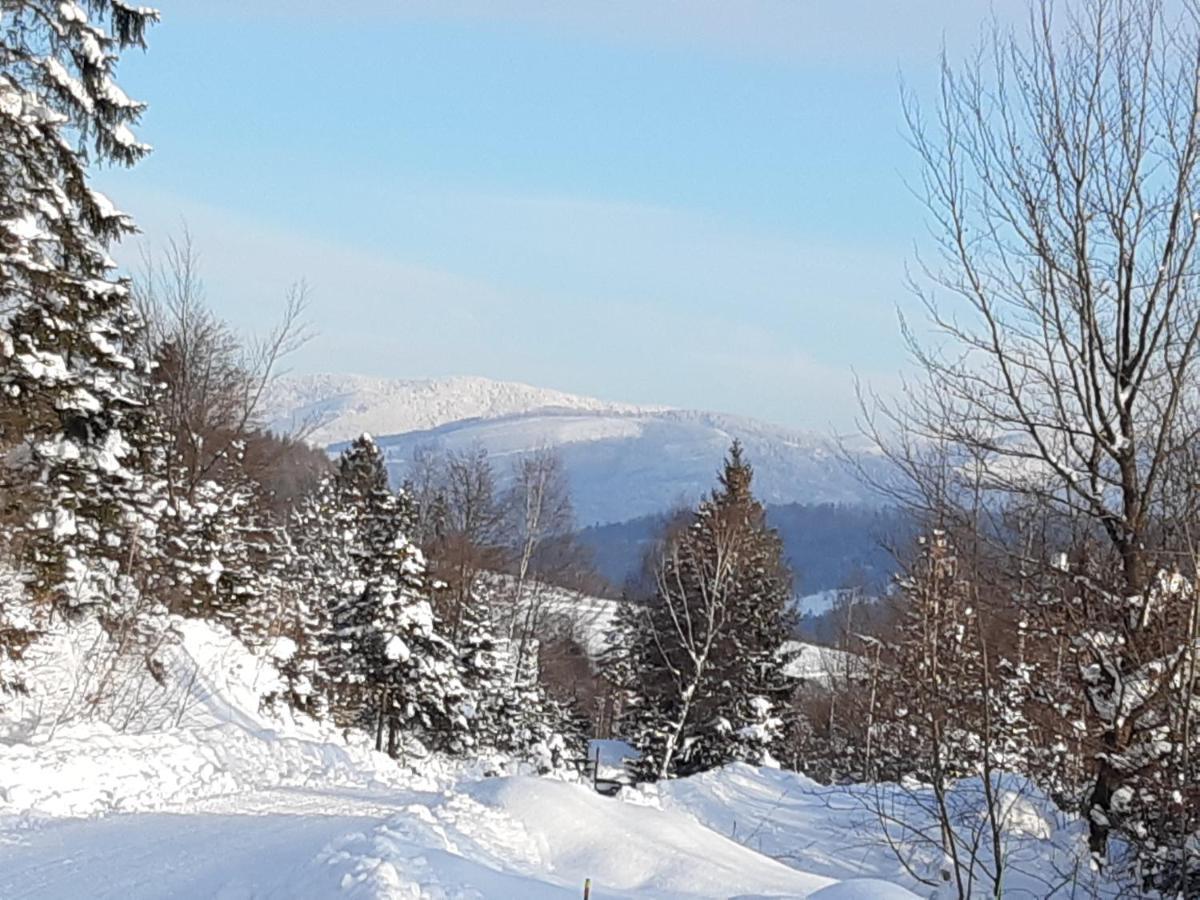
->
{"left": 97, "top": 1, "right": 1009, "bottom": 430}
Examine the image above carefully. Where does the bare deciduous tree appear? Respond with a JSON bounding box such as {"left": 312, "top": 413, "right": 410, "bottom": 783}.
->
{"left": 506, "top": 447, "right": 576, "bottom": 680}
{"left": 866, "top": 0, "right": 1200, "bottom": 859}
{"left": 421, "top": 444, "right": 505, "bottom": 640}
{"left": 134, "top": 229, "right": 313, "bottom": 496}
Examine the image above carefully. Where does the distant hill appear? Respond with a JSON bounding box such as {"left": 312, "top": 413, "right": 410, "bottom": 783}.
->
{"left": 261, "top": 373, "right": 661, "bottom": 447}
{"left": 578, "top": 502, "right": 913, "bottom": 596}
{"left": 264, "top": 374, "right": 893, "bottom": 527}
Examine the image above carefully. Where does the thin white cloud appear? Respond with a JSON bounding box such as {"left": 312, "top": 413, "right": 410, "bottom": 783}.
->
{"left": 106, "top": 181, "right": 906, "bottom": 428}
{"left": 160, "top": 0, "right": 1014, "bottom": 67}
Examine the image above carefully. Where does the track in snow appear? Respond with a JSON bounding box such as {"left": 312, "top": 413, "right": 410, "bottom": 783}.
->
{"left": 0, "top": 786, "right": 404, "bottom": 900}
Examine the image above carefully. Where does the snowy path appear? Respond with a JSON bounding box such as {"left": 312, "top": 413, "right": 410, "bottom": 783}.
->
{"left": 0, "top": 786, "right": 403, "bottom": 899}
{"left": 0, "top": 778, "right": 853, "bottom": 899}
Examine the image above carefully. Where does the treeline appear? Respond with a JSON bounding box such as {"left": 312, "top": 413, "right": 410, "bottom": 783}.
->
{"left": 578, "top": 501, "right": 912, "bottom": 598}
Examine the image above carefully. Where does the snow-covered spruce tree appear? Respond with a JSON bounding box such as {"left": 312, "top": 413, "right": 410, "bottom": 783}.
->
{"left": 270, "top": 472, "right": 347, "bottom": 720}
{"left": 0, "top": 1, "right": 160, "bottom": 611}
{"left": 619, "top": 442, "right": 795, "bottom": 780}
{"left": 330, "top": 435, "right": 470, "bottom": 757}
{"left": 874, "top": 531, "right": 983, "bottom": 784}
{"left": 431, "top": 568, "right": 586, "bottom": 768}
{"left": 687, "top": 443, "right": 794, "bottom": 772}
{"left": 156, "top": 445, "right": 277, "bottom": 640}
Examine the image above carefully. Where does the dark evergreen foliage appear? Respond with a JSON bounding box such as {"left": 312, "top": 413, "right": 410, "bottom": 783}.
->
{"left": 614, "top": 443, "right": 796, "bottom": 780}
{"left": 0, "top": 1, "right": 160, "bottom": 612}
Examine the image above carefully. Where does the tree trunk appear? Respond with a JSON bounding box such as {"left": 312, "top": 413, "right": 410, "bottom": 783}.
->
{"left": 1087, "top": 527, "right": 1146, "bottom": 858}
{"left": 658, "top": 686, "right": 696, "bottom": 780}
{"left": 374, "top": 687, "right": 387, "bottom": 753}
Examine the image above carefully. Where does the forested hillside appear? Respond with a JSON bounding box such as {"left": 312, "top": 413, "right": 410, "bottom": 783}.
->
{"left": 579, "top": 501, "right": 912, "bottom": 595}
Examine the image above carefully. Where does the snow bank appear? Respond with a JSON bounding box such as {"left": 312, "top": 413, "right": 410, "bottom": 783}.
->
{"left": 1, "top": 615, "right": 288, "bottom": 741}
{"left": 809, "top": 880, "right": 921, "bottom": 900}
{"left": 0, "top": 616, "right": 412, "bottom": 821}
{"left": 320, "top": 775, "right": 835, "bottom": 899}
{"left": 658, "top": 763, "right": 1115, "bottom": 898}
{"left": 0, "top": 722, "right": 404, "bottom": 820}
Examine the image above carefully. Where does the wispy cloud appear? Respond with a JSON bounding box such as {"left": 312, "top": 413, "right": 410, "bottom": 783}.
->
{"left": 108, "top": 182, "right": 908, "bottom": 429}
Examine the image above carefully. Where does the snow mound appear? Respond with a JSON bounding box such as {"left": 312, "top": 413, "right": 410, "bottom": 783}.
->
{"left": 0, "top": 722, "right": 399, "bottom": 820}
{"left": 321, "top": 775, "right": 835, "bottom": 898}
{"left": 809, "top": 880, "right": 922, "bottom": 900}
{"left": 659, "top": 763, "right": 1113, "bottom": 898}
{"left": 0, "top": 616, "right": 411, "bottom": 821}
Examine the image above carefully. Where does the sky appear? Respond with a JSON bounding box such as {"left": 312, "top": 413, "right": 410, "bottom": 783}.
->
{"left": 96, "top": 0, "right": 1014, "bottom": 431}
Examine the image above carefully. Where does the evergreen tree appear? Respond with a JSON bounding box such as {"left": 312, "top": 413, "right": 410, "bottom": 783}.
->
{"left": 432, "top": 568, "right": 586, "bottom": 767}
{"left": 157, "top": 445, "right": 276, "bottom": 640}
{"left": 874, "top": 531, "right": 983, "bottom": 782}
{"left": 274, "top": 473, "right": 348, "bottom": 720}
{"left": 329, "top": 435, "right": 470, "bottom": 757}
{"left": 0, "top": 561, "right": 37, "bottom": 704}
{"left": 0, "top": 1, "right": 160, "bottom": 611}
{"left": 617, "top": 442, "right": 795, "bottom": 779}
{"left": 710, "top": 442, "right": 795, "bottom": 768}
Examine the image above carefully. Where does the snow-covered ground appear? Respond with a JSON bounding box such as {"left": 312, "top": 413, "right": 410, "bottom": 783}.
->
{"left": 779, "top": 640, "right": 863, "bottom": 683}
{"left": 0, "top": 617, "right": 1112, "bottom": 899}
{"left": 482, "top": 572, "right": 622, "bottom": 660}
{"left": 658, "top": 765, "right": 1111, "bottom": 899}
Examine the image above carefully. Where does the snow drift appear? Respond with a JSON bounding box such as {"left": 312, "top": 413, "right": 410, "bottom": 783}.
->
{"left": 0, "top": 612, "right": 1118, "bottom": 898}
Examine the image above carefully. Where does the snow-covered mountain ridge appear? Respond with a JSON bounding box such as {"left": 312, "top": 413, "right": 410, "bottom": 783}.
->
{"left": 262, "top": 373, "right": 667, "bottom": 447}
{"left": 263, "top": 373, "right": 888, "bottom": 524}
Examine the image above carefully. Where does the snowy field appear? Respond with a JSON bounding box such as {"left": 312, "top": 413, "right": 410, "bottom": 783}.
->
{"left": 0, "top": 618, "right": 1109, "bottom": 899}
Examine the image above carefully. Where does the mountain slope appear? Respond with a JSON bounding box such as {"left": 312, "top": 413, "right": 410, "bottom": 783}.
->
{"left": 367, "top": 408, "right": 885, "bottom": 525}
{"left": 265, "top": 374, "right": 889, "bottom": 525}
{"left": 579, "top": 502, "right": 911, "bottom": 594}
{"left": 262, "top": 373, "right": 662, "bottom": 447}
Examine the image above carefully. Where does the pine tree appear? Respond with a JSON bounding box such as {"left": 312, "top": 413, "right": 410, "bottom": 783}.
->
{"left": 328, "top": 435, "right": 470, "bottom": 757}
{"left": 618, "top": 442, "right": 795, "bottom": 779}
{"left": 274, "top": 473, "right": 348, "bottom": 720}
{"left": 0, "top": 1, "right": 160, "bottom": 612}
